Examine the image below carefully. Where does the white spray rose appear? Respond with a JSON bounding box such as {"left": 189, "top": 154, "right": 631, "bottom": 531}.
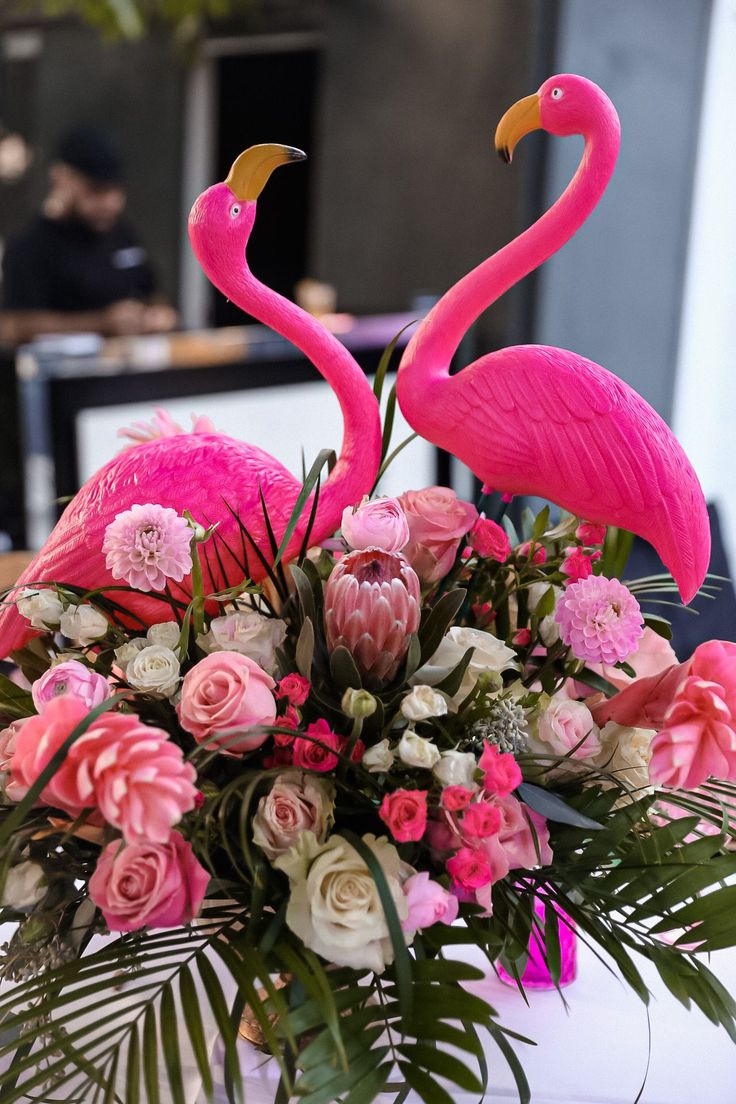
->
{"left": 125, "top": 645, "right": 181, "bottom": 697}
{"left": 400, "top": 685, "right": 448, "bottom": 722}
{"left": 1, "top": 861, "right": 46, "bottom": 909}
{"left": 147, "top": 622, "right": 181, "bottom": 652}
{"left": 59, "top": 604, "right": 109, "bottom": 646}
{"left": 275, "top": 831, "right": 409, "bottom": 973}
{"left": 412, "top": 626, "right": 518, "bottom": 703}
{"left": 16, "top": 588, "right": 64, "bottom": 630}
{"left": 597, "top": 722, "right": 655, "bottom": 802}
{"left": 362, "top": 739, "right": 395, "bottom": 774}
{"left": 113, "top": 638, "right": 147, "bottom": 674}
{"left": 433, "top": 749, "right": 477, "bottom": 789}
{"left": 252, "top": 770, "right": 334, "bottom": 861}
{"left": 197, "top": 610, "right": 286, "bottom": 674}
{"left": 397, "top": 731, "right": 440, "bottom": 770}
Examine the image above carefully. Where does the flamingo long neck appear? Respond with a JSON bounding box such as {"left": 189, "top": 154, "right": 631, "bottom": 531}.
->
{"left": 215, "top": 260, "right": 381, "bottom": 540}
{"left": 397, "top": 117, "right": 620, "bottom": 425}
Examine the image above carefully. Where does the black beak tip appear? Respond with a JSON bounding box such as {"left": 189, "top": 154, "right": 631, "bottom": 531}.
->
{"left": 496, "top": 146, "right": 512, "bottom": 165}
{"left": 290, "top": 147, "right": 307, "bottom": 162}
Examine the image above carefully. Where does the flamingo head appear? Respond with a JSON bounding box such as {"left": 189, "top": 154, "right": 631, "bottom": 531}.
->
{"left": 495, "top": 74, "right": 619, "bottom": 163}
{"left": 188, "top": 143, "right": 306, "bottom": 276}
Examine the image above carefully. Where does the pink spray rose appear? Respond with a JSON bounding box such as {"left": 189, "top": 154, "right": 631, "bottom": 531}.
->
{"left": 89, "top": 835, "right": 209, "bottom": 932}
{"left": 402, "top": 872, "right": 459, "bottom": 933}
{"left": 397, "top": 487, "right": 477, "bottom": 584}
{"left": 494, "top": 794, "right": 553, "bottom": 870}
{"left": 275, "top": 674, "right": 311, "bottom": 707}
{"left": 177, "top": 651, "right": 276, "bottom": 754}
{"left": 292, "top": 719, "right": 342, "bottom": 772}
{"left": 462, "top": 801, "right": 502, "bottom": 839}
{"left": 32, "top": 660, "right": 110, "bottom": 714}
{"left": 469, "top": 517, "right": 511, "bottom": 562}
{"left": 341, "top": 496, "right": 410, "bottom": 553}
{"left": 517, "top": 540, "right": 547, "bottom": 564}
{"left": 446, "top": 846, "right": 494, "bottom": 891}
{"left": 379, "top": 789, "right": 428, "bottom": 843}
{"left": 441, "top": 785, "right": 475, "bottom": 812}
{"left": 479, "top": 741, "right": 522, "bottom": 797}
{"left": 560, "top": 546, "right": 601, "bottom": 584}
{"left": 576, "top": 521, "right": 607, "bottom": 545}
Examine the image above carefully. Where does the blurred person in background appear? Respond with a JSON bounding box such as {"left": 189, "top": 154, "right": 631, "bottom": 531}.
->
{"left": 0, "top": 125, "right": 178, "bottom": 344}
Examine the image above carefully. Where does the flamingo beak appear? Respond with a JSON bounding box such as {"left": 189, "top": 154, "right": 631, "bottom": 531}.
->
{"left": 494, "top": 93, "right": 541, "bottom": 164}
{"left": 225, "top": 143, "right": 306, "bottom": 201}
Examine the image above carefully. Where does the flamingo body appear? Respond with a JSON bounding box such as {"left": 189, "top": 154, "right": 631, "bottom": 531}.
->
{"left": 397, "top": 74, "right": 710, "bottom": 603}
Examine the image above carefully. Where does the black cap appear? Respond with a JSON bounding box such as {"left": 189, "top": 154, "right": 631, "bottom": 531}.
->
{"left": 55, "top": 125, "right": 125, "bottom": 185}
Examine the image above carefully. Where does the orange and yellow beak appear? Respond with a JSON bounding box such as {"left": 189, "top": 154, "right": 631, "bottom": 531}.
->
{"left": 494, "top": 93, "right": 541, "bottom": 164}
{"left": 225, "top": 143, "right": 306, "bottom": 201}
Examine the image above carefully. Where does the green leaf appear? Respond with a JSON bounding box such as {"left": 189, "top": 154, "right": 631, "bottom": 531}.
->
{"left": 419, "top": 589, "right": 465, "bottom": 663}
{"left": 434, "top": 647, "right": 474, "bottom": 698}
{"left": 486, "top": 1023, "right": 532, "bottom": 1104}
{"left": 273, "top": 449, "right": 336, "bottom": 568}
{"left": 295, "top": 617, "right": 315, "bottom": 679}
{"left": 0, "top": 670, "right": 34, "bottom": 720}
{"left": 373, "top": 320, "right": 415, "bottom": 403}
{"left": 197, "top": 955, "right": 244, "bottom": 1104}
{"left": 532, "top": 505, "right": 550, "bottom": 541}
{"left": 142, "top": 1005, "right": 161, "bottom": 1104}
{"left": 398, "top": 1062, "right": 455, "bottom": 1104}
{"left": 329, "top": 645, "right": 363, "bottom": 691}
{"left": 398, "top": 1044, "right": 482, "bottom": 1093}
{"left": 643, "top": 614, "right": 673, "bottom": 640}
{"left": 290, "top": 563, "right": 317, "bottom": 626}
{"left": 572, "top": 667, "right": 619, "bottom": 698}
{"left": 160, "top": 984, "right": 186, "bottom": 1104}
{"left": 179, "top": 966, "right": 214, "bottom": 1102}
{"left": 380, "top": 382, "right": 398, "bottom": 465}
{"left": 530, "top": 584, "right": 555, "bottom": 620}
{"left": 517, "top": 782, "right": 602, "bottom": 830}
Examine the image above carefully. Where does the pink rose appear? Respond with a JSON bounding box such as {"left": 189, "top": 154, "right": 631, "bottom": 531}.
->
{"left": 292, "top": 719, "right": 342, "bottom": 772}
{"left": 397, "top": 487, "right": 477, "bottom": 584}
{"left": 493, "top": 794, "right": 553, "bottom": 870}
{"left": 576, "top": 521, "right": 607, "bottom": 545}
{"left": 177, "top": 651, "right": 276, "bottom": 754}
{"left": 402, "top": 871, "right": 459, "bottom": 933}
{"left": 561, "top": 546, "right": 601, "bottom": 584}
{"left": 425, "top": 818, "right": 458, "bottom": 854}
{"left": 469, "top": 517, "right": 511, "bottom": 562}
{"left": 32, "top": 660, "right": 110, "bottom": 714}
{"left": 0, "top": 719, "right": 28, "bottom": 801}
{"left": 379, "top": 789, "right": 428, "bottom": 842}
{"left": 252, "top": 769, "right": 334, "bottom": 860}
{"left": 441, "top": 785, "right": 474, "bottom": 812}
{"left": 89, "top": 835, "right": 209, "bottom": 932}
{"left": 275, "top": 674, "right": 310, "bottom": 707}
{"left": 462, "top": 801, "right": 502, "bottom": 839}
{"left": 341, "top": 497, "right": 410, "bottom": 553}
{"left": 537, "top": 695, "right": 601, "bottom": 760}
{"left": 446, "top": 846, "right": 493, "bottom": 890}
{"left": 479, "top": 742, "right": 522, "bottom": 797}
{"left": 650, "top": 676, "right": 736, "bottom": 790}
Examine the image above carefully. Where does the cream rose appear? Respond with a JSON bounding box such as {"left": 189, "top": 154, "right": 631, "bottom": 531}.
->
{"left": 113, "top": 638, "right": 148, "bottom": 675}
{"left": 252, "top": 770, "right": 334, "bottom": 861}
{"left": 126, "top": 645, "right": 181, "bottom": 698}
{"left": 597, "top": 722, "right": 655, "bottom": 801}
{"left": 59, "top": 604, "right": 109, "bottom": 646}
{"left": 362, "top": 739, "right": 395, "bottom": 773}
{"left": 147, "top": 622, "right": 182, "bottom": 652}
{"left": 537, "top": 694, "right": 601, "bottom": 760}
{"left": 397, "top": 731, "right": 440, "bottom": 770}
{"left": 433, "top": 749, "right": 477, "bottom": 788}
{"left": 400, "top": 685, "right": 448, "bottom": 722}
{"left": 16, "top": 588, "right": 64, "bottom": 629}
{"left": 0, "top": 860, "right": 46, "bottom": 909}
{"left": 197, "top": 610, "right": 286, "bottom": 674}
{"left": 412, "top": 626, "right": 518, "bottom": 702}
{"left": 275, "top": 831, "right": 408, "bottom": 973}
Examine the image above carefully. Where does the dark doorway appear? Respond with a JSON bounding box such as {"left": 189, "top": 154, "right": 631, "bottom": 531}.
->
{"left": 214, "top": 48, "right": 321, "bottom": 327}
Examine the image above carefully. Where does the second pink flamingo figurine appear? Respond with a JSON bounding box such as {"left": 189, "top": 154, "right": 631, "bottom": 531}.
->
{"left": 396, "top": 74, "right": 710, "bottom": 604}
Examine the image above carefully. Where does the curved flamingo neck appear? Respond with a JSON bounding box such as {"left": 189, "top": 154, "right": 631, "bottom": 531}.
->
{"left": 398, "top": 113, "right": 620, "bottom": 408}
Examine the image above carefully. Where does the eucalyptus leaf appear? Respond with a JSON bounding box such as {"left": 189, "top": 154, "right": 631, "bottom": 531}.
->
{"left": 329, "top": 645, "right": 363, "bottom": 691}
{"left": 517, "top": 782, "right": 603, "bottom": 830}
{"left": 295, "top": 617, "right": 315, "bottom": 678}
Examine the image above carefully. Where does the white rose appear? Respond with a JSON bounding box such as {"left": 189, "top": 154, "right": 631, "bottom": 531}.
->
{"left": 597, "top": 723, "right": 655, "bottom": 801}
{"left": 275, "top": 831, "right": 408, "bottom": 973}
{"left": 362, "top": 738, "right": 395, "bottom": 774}
{"left": 400, "top": 685, "right": 448, "bottom": 722}
{"left": 412, "top": 626, "right": 518, "bottom": 702}
{"left": 398, "top": 731, "right": 440, "bottom": 770}
{"left": 147, "top": 622, "right": 181, "bottom": 652}
{"left": 433, "top": 749, "right": 477, "bottom": 789}
{"left": 59, "top": 604, "right": 109, "bottom": 646}
{"left": 252, "top": 770, "right": 334, "bottom": 861}
{"left": 125, "top": 645, "right": 181, "bottom": 697}
{"left": 16, "top": 588, "right": 64, "bottom": 630}
{"left": 536, "top": 694, "right": 601, "bottom": 761}
{"left": 1, "top": 861, "right": 45, "bottom": 909}
{"left": 527, "top": 582, "right": 562, "bottom": 646}
{"left": 197, "top": 610, "right": 286, "bottom": 674}
{"left": 113, "top": 638, "right": 147, "bottom": 674}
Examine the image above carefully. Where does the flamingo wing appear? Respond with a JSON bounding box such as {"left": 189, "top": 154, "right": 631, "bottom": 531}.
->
{"left": 440, "top": 345, "right": 710, "bottom": 603}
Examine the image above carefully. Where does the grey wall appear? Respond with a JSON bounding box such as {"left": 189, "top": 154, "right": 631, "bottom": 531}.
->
{"left": 535, "top": 0, "right": 711, "bottom": 419}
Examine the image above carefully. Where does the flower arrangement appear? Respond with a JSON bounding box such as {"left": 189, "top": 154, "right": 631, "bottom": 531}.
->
{"left": 1, "top": 438, "right": 735, "bottom": 1104}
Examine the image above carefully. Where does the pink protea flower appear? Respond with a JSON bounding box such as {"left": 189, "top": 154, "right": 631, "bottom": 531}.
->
{"left": 324, "top": 548, "right": 421, "bottom": 684}
{"left": 32, "top": 660, "right": 110, "bottom": 714}
{"left": 103, "top": 504, "right": 193, "bottom": 592}
{"left": 555, "top": 575, "right": 644, "bottom": 666}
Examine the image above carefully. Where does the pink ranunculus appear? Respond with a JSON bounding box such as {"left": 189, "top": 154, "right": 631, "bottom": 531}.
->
{"left": 479, "top": 741, "right": 522, "bottom": 797}
{"left": 0, "top": 719, "right": 28, "bottom": 801}
{"left": 177, "top": 651, "right": 276, "bottom": 754}
{"left": 575, "top": 521, "right": 607, "bottom": 545}
{"left": 649, "top": 676, "right": 736, "bottom": 790}
{"left": 275, "top": 674, "right": 311, "bottom": 707}
{"left": 402, "top": 871, "right": 459, "bottom": 933}
{"left": 493, "top": 794, "right": 553, "bottom": 869}
{"left": 341, "top": 497, "right": 410, "bottom": 553}
{"left": 560, "top": 546, "right": 601, "bottom": 584}
{"left": 32, "top": 660, "right": 110, "bottom": 714}
{"left": 397, "top": 487, "right": 478, "bottom": 584}
{"left": 462, "top": 801, "right": 502, "bottom": 839}
{"left": 292, "top": 719, "right": 342, "bottom": 772}
{"left": 89, "top": 835, "right": 209, "bottom": 932}
{"left": 447, "top": 846, "right": 494, "bottom": 891}
{"left": 379, "top": 789, "right": 428, "bottom": 843}
{"left": 469, "top": 517, "right": 511, "bottom": 563}
{"left": 537, "top": 695, "right": 601, "bottom": 760}
{"left": 517, "top": 540, "right": 547, "bottom": 565}
{"left": 441, "top": 785, "right": 475, "bottom": 812}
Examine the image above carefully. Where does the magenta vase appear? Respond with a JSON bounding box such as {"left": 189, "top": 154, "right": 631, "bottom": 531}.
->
{"left": 498, "top": 897, "right": 577, "bottom": 990}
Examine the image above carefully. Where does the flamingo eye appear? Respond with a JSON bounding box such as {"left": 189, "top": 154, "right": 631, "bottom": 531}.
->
{"left": 229, "top": 203, "right": 241, "bottom": 219}
{"left": 551, "top": 87, "right": 564, "bottom": 100}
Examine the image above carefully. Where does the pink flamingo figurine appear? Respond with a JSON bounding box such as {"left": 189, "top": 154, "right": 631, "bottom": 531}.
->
{"left": 0, "top": 144, "right": 381, "bottom": 656}
{"left": 396, "top": 74, "right": 710, "bottom": 604}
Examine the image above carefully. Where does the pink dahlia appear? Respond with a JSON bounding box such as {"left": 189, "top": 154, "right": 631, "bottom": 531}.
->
{"left": 103, "top": 503, "right": 192, "bottom": 592}
{"left": 324, "top": 549, "right": 421, "bottom": 684}
{"left": 555, "top": 575, "right": 643, "bottom": 666}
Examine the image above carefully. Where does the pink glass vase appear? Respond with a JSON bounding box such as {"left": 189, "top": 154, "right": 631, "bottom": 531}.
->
{"left": 497, "top": 896, "right": 577, "bottom": 990}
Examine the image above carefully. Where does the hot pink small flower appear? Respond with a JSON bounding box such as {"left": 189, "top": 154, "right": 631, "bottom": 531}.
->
{"left": 441, "top": 785, "right": 474, "bottom": 812}
{"left": 469, "top": 517, "right": 511, "bottom": 562}
{"left": 292, "top": 719, "right": 342, "bottom": 772}
{"left": 103, "top": 503, "right": 192, "bottom": 592}
{"left": 556, "top": 575, "right": 644, "bottom": 666}
{"left": 274, "top": 707, "right": 299, "bottom": 746}
{"left": 513, "top": 628, "right": 532, "bottom": 647}
{"left": 517, "top": 540, "right": 547, "bottom": 565}
{"left": 479, "top": 741, "right": 522, "bottom": 797}
{"left": 447, "top": 846, "right": 493, "bottom": 890}
{"left": 263, "top": 747, "right": 293, "bottom": 769}
{"left": 177, "top": 651, "right": 276, "bottom": 754}
{"left": 275, "top": 674, "right": 310, "bottom": 707}
{"left": 402, "top": 871, "right": 459, "bottom": 933}
{"left": 462, "top": 802, "right": 502, "bottom": 839}
{"left": 576, "top": 521, "right": 607, "bottom": 545}
{"left": 32, "top": 660, "right": 110, "bottom": 714}
{"left": 397, "top": 487, "right": 477, "bottom": 584}
{"left": 495, "top": 796, "right": 553, "bottom": 869}
{"left": 89, "top": 834, "right": 209, "bottom": 932}
{"left": 341, "top": 497, "right": 410, "bottom": 553}
{"left": 561, "top": 546, "right": 601, "bottom": 584}
{"left": 379, "top": 789, "right": 428, "bottom": 842}
{"left": 350, "top": 738, "right": 366, "bottom": 763}
{"left": 650, "top": 676, "right": 736, "bottom": 790}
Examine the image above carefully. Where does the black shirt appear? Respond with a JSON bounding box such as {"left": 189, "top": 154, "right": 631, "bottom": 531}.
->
{"left": 0, "top": 215, "right": 156, "bottom": 312}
